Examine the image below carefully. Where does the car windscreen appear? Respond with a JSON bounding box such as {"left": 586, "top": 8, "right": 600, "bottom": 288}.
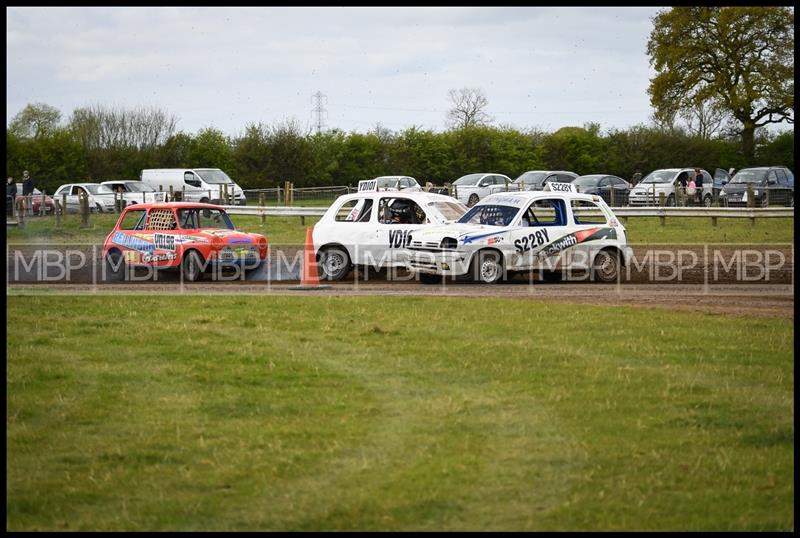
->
{"left": 729, "top": 169, "right": 767, "bottom": 184}
{"left": 640, "top": 170, "right": 676, "bottom": 184}
{"left": 177, "top": 208, "right": 235, "bottom": 230}
{"left": 573, "top": 176, "right": 602, "bottom": 187}
{"left": 512, "top": 172, "right": 546, "bottom": 186}
{"left": 84, "top": 184, "right": 115, "bottom": 195}
{"left": 376, "top": 178, "right": 400, "bottom": 189}
{"left": 430, "top": 201, "right": 467, "bottom": 221}
{"left": 453, "top": 174, "right": 483, "bottom": 186}
{"left": 457, "top": 204, "right": 519, "bottom": 227}
{"left": 195, "top": 169, "right": 233, "bottom": 184}
{"left": 125, "top": 182, "right": 156, "bottom": 192}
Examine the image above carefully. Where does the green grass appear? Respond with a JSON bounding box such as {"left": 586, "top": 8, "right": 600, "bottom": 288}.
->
{"left": 6, "top": 212, "right": 794, "bottom": 246}
{"left": 6, "top": 296, "right": 794, "bottom": 531}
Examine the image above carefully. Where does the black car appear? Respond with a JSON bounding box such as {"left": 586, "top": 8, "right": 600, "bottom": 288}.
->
{"left": 720, "top": 166, "right": 794, "bottom": 207}
{"left": 571, "top": 174, "right": 631, "bottom": 206}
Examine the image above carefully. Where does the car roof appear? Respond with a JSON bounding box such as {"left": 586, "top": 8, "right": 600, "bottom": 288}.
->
{"left": 338, "top": 190, "right": 463, "bottom": 203}
{"left": 480, "top": 190, "right": 605, "bottom": 203}
{"left": 122, "top": 202, "right": 224, "bottom": 210}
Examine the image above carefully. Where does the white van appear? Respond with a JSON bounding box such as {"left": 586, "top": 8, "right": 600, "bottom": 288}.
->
{"left": 140, "top": 168, "right": 246, "bottom": 205}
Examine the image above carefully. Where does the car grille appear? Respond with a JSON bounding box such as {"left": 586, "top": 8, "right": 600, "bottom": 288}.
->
{"left": 219, "top": 246, "right": 259, "bottom": 262}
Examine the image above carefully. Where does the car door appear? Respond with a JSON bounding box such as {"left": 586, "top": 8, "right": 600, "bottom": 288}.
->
{"left": 372, "top": 196, "right": 430, "bottom": 268}
{"left": 713, "top": 168, "right": 730, "bottom": 198}
{"left": 324, "top": 196, "right": 377, "bottom": 266}
{"left": 773, "top": 169, "right": 792, "bottom": 205}
{"left": 510, "top": 197, "right": 569, "bottom": 271}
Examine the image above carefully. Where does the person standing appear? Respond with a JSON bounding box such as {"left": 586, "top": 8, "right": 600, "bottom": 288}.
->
{"left": 631, "top": 170, "right": 642, "bottom": 186}
{"left": 7, "top": 176, "right": 17, "bottom": 216}
{"left": 22, "top": 170, "right": 34, "bottom": 196}
{"left": 693, "top": 168, "right": 704, "bottom": 205}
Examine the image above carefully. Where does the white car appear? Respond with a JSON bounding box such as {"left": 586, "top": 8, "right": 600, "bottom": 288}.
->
{"left": 511, "top": 170, "right": 578, "bottom": 191}
{"left": 100, "top": 180, "right": 168, "bottom": 206}
{"left": 53, "top": 183, "right": 117, "bottom": 213}
{"left": 452, "top": 173, "right": 512, "bottom": 207}
{"left": 405, "top": 183, "right": 633, "bottom": 284}
{"left": 367, "top": 175, "right": 422, "bottom": 192}
{"left": 313, "top": 188, "right": 468, "bottom": 280}
{"left": 628, "top": 168, "right": 731, "bottom": 207}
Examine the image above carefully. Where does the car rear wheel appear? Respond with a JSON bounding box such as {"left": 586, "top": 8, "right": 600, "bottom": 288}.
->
{"left": 666, "top": 194, "right": 675, "bottom": 207}
{"left": 318, "top": 246, "right": 350, "bottom": 281}
{"left": 593, "top": 249, "right": 620, "bottom": 283}
{"left": 467, "top": 194, "right": 479, "bottom": 207}
{"left": 470, "top": 250, "right": 503, "bottom": 284}
{"left": 181, "top": 250, "right": 205, "bottom": 282}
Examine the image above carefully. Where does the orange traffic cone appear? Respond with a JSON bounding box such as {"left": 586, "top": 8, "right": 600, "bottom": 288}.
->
{"left": 289, "top": 226, "right": 331, "bottom": 290}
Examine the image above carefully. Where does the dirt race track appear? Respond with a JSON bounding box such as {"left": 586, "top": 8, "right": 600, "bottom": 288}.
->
{"left": 7, "top": 280, "right": 794, "bottom": 319}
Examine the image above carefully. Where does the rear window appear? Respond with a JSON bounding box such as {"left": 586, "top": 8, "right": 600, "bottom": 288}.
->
{"left": 571, "top": 200, "right": 608, "bottom": 225}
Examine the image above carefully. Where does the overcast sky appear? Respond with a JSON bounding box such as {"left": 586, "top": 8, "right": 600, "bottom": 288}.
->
{"left": 8, "top": 6, "right": 669, "bottom": 136}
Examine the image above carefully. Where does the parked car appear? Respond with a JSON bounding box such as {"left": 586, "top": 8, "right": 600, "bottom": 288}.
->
{"left": 140, "top": 168, "right": 246, "bottom": 205}
{"left": 628, "top": 168, "right": 731, "bottom": 207}
{"left": 367, "top": 176, "right": 422, "bottom": 192}
{"left": 452, "top": 173, "right": 513, "bottom": 207}
{"left": 101, "top": 180, "right": 168, "bottom": 207}
{"left": 53, "top": 183, "right": 117, "bottom": 213}
{"left": 102, "top": 202, "right": 268, "bottom": 281}
{"left": 719, "top": 166, "right": 794, "bottom": 207}
{"left": 405, "top": 183, "right": 632, "bottom": 284}
{"left": 313, "top": 188, "right": 467, "bottom": 280}
{"left": 571, "top": 175, "right": 631, "bottom": 206}
{"left": 511, "top": 170, "right": 578, "bottom": 191}
{"left": 15, "top": 184, "right": 56, "bottom": 214}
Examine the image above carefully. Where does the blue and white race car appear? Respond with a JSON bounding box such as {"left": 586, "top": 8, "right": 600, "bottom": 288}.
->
{"left": 404, "top": 183, "right": 633, "bottom": 284}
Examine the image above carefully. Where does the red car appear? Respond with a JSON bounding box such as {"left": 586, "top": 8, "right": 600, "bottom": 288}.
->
{"left": 102, "top": 202, "right": 268, "bottom": 281}
{"left": 15, "top": 184, "right": 56, "bottom": 214}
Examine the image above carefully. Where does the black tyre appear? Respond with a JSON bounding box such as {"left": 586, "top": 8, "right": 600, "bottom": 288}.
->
{"left": 318, "top": 246, "right": 351, "bottom": 281}
{"left": 181, "top": 250, "right": 205, "bottom": 282}
{"left": 467, "top": 194, "right": 479, "bottom": 207}
{"left": 666, "top": 194, "right": 675, "bottom": 207}
{"left": 593, "top": 249, "right": 621, "bottom": 283}
{"left": 104, "top": 250, "right": 126, "bottom": 282}
{"left": 200, "top": 197, "right": 210, "bottom": 204}
{"left": 470, "top": 250, "right": 503, "bottom": 284}
{"left": 419, "top": 273, "right": 443, "bottom": 285}
{"left": 703, "top": 194, "right": 712, "bottom": 207}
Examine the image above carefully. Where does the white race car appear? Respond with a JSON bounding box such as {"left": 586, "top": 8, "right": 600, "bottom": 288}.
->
{"left": 313, "top": 186, "right": 468, "bottom": 280}
{"left": 404, "top": 183, "right": 633, "bottom": 284}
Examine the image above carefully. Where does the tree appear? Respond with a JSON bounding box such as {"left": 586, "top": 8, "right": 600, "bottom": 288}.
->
{"left": 8, "top": 103, "right": 62, "bottom": 138}
{"left": 446, "top": 88, "right": 493, "bottom": 130}
{"left": 647, "top": 7, "right": 794, "bottom": 162}
{"left": 680, "top": 101, "right": 731, "bottom": 139}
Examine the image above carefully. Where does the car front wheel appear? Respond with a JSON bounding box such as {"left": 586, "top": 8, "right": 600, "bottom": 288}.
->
{"left": 104, "top": 250, "right": 126, "bottom": 282}
{"left": 470, "top": 250, "right": 503, "bottom": 284}
{"left": 318, "top": 246, "right": 351, "bottom": 281}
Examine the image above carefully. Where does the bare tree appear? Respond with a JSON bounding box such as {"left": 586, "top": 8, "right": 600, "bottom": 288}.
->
{"left": 68, "top": 104, "right": 178, "bottom": 150}
{"left": 446, "top": 88, "right": 493, "bottom": 130}
{"left": 680, "top": 101, "right": 731, "bottom": 139}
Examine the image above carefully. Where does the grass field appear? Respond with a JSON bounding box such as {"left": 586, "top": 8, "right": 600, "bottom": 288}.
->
{"left": 5, "top": 212, "right": 795, "bottom": 246}
{"left": 6, "top": 295, "right": 794, "bottom": 531}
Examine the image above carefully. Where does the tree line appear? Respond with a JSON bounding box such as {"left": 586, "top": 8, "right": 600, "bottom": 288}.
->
{"left": 6, "top": 102, "right": 794, "bottom": 195}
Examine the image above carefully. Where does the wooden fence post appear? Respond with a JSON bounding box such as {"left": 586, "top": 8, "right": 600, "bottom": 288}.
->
{"left": 80, "top": 193, "right": 90, "bottom": 228}
{"left": 15, "top": 199, "right": 25, "bottom": 228}
{"left": 62, "top": 192, "right": 68, "bottom": 215}
{"left": 658, "top": 192, "right": 666, "bottom": 226}
{"left": 55, "top": 199, "right": 61, "bottom": 227}
{"left": 259, "top": 192, "right": 266, "bottom": 225}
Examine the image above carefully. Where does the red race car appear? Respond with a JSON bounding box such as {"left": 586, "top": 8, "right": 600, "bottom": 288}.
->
{"left": 102, "top": 202, "right": 268, "bottom": 281}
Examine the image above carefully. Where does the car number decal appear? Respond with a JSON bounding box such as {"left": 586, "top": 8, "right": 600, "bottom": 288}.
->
{"left": 388, "top": 229, "right": 412, "bottom": 248}
{"left": 514, "top": 228, "right": 550, "bottom": 253}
